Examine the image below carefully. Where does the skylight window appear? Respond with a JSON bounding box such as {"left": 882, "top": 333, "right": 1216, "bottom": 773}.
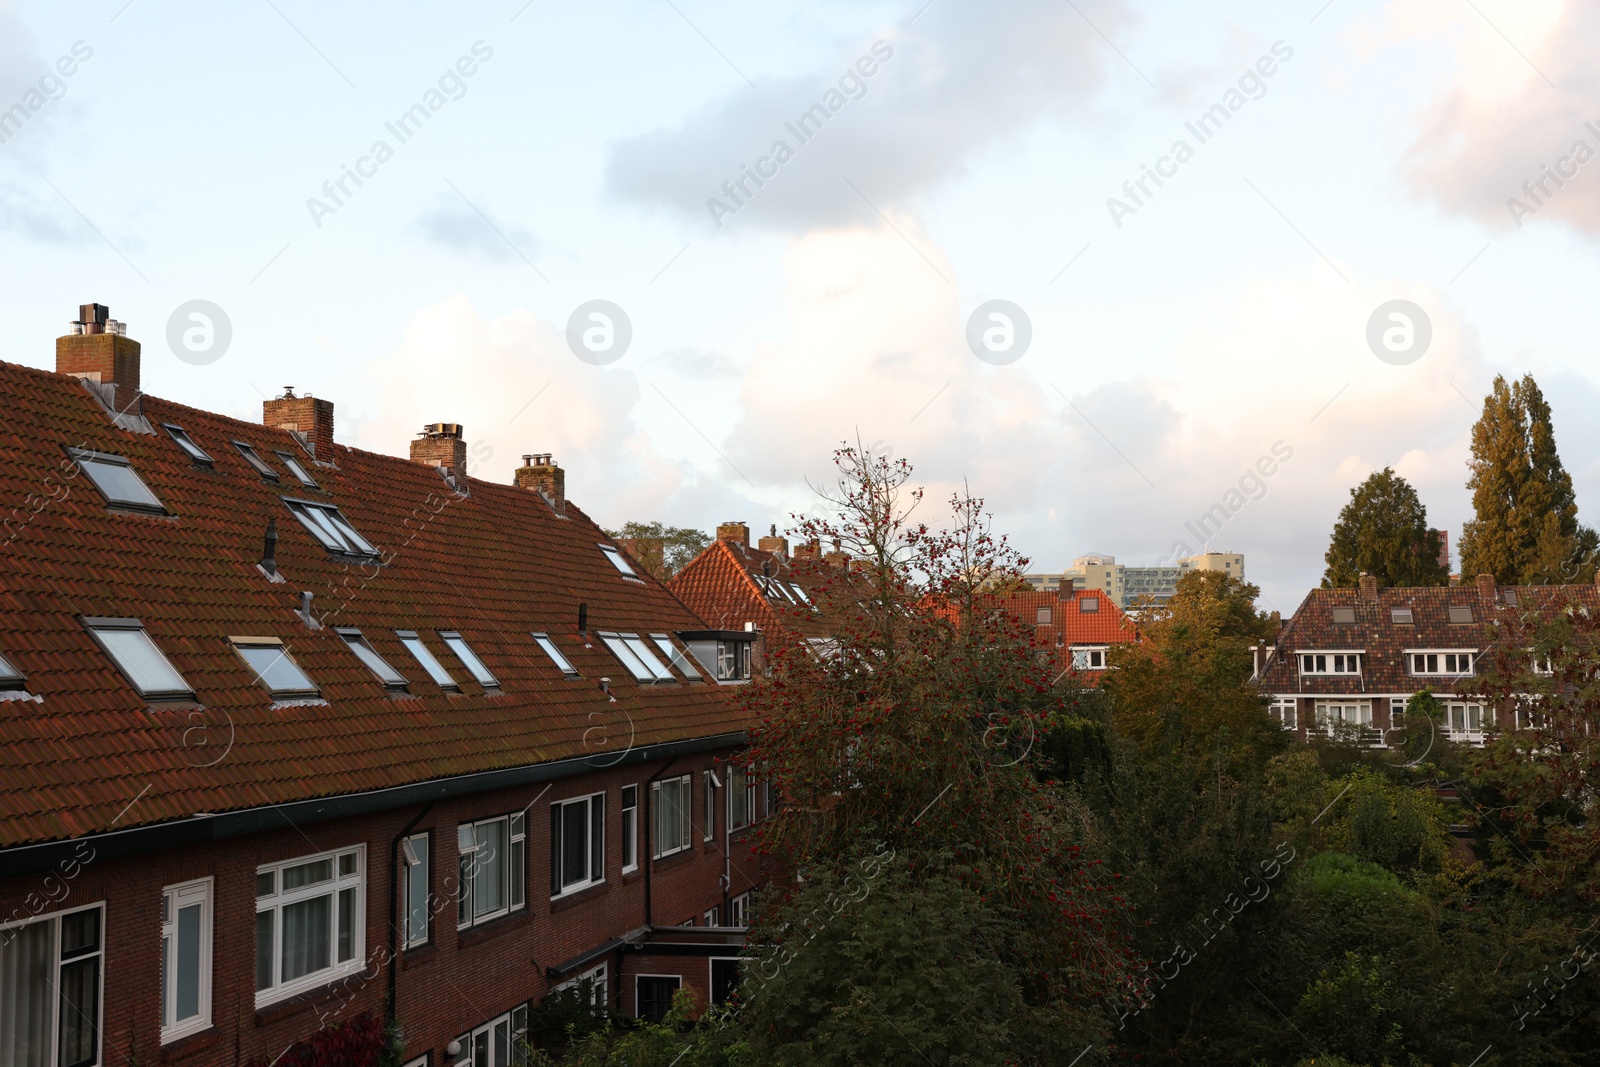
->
{"left": 1331, "top": 607, "right": 1357, "bottom": 625}
{"left": 788, "top": 583, "right": 812, "bottom": 606}
{"left": 336, "top": 629, "right": 408, "bottom": 689}
{"left": 396, "top": 631, "right": 459, "bottom": 690}
{"left": 0, "top": 650, "right": 25, "bottom": 688}
{"left": 598, "top": 544, "right": 638, "bottom": 577}
{"left": 1079, "top": 597, "right": 1100, "bottom": 613}
{"left": 275, "top": 451, "right": 319, "bottom": 489}
{"left": 1391, "top": 607, "right": 1415, "bottom": 624}
{"left": 650, "top": 634, "right": 701, "bottom": 679}
{"left": 83, "top": 618, "right": 193, "bottom": 700}
{"left": 232, "top": 441, "right": 280, "bottom": 481}
{"left": 231, "top": 638, "right": 319, "bottom": 699}
{"left": 1448, "top": 606, "right": 1474, "bottom": 624}
{"left": 439, "top": 632, "right": 498, "bottom": 689}
{"left": 163, "top": 424, "right": 213, "bottom": 466}
{"left": 531, "top": 633, "right": 579, "bottom": 678}
{"left": 69, "top": 448, "right": 166, "bottom": 513}
{"left": 599, "top": 632, "right": 673, "bottom": 683}
{"left": 285, "top": 500, "right": 379, "bottom": 560}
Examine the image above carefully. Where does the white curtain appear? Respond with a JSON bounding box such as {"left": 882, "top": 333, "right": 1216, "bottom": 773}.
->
{"left": 0, "top": 918, "right": 53, "bottom": 1067}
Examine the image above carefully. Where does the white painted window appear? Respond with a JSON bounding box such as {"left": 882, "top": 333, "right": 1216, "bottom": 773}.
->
{"left": 551, "top": 795, "right": 604, "bottom": 896}
{"left": 450, "top": 1003, "right": 529, "bottom": 1067}
{"left": 1, "top": 903, "right": 104, "bottom": 1066}
{"left": 401, "top": 833, "right": 429, "bottom": 948}
{"left": 703, "top": 770, "right": 717, "bottom": 842}
{"left": 653, "top": 775, "right": 692, "bottom": 858}
{"left": 458, "top": 813, "right": 525, "bottom": 926}
{"left": 254, "top": 848, "right": 364, "bottom": 1006}
{"left": 1071, "top": 646, "right": 1109, "bottom": 670}
{"left": 620, "top": 785, "right": 639, "bottom": 873}
{"left": 729, "top": 891, "right": 752, "bottom": 928}
{"left": 1298, "top": 652, "right": 1363, "bottom": 675}
{"left": 1445, "top": 702, "right": 1491, "bottom": 741}
{"left": 1315, "top": 700, "right": 1372, "bottom": 728}
{"left": 1269, "top": 697, "right": 1296, "bottom": 730}
{"left": 161, "top": 879, "right": 213, "bottom": 1043}
{"left": 1408, "top": 651, "right": 1475, "bottom": 676}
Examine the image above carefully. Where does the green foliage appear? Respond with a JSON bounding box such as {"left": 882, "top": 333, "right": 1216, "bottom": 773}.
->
{"left": 1039, "top": 713, "right": 1113, "bottom": 784}
{"left": 1321, "top": 467, "right": 1449, "bottom": 588}
{"left": 1458, "top": 374, "right": 1598, "bottom": 584}
{"left": 1317, "top": 769, "right": 1454, "bottom": 876}
{"left": 521, "top": 992, "right": 750, "bottom": 1067}
{"left": 1291, "top": 952, "right": 1405, "bottom": 1066}
{"left": 605, "top": 521, "right": 711, "bottom": 579}
{"left": 1300, "top": 851, "right": 1411, "bottom": 903}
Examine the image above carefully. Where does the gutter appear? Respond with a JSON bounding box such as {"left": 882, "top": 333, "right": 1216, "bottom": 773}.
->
{"left": 0, "top": 731, "right": 745, "bottom": 878}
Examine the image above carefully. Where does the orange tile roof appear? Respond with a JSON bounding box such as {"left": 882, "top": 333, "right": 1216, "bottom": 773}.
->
{"left": 978, "top": 587, "right": 1140, "bottom": 684}
{"left": 0, "top": 361, "right": 746, "bottom": 849}
{"left": 667, "top": 539, "right": 836, "bottom": 642}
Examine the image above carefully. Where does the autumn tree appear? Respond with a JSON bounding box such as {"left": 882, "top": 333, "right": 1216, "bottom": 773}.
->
{"left": 605, "top": 521, "right": 710, "bottom": 579}
{"left": 1458, "top": 374, "right": 1598, "bottom": 584}
{"left": 1321, "top": 468, "right": 1449, "bottom": 588}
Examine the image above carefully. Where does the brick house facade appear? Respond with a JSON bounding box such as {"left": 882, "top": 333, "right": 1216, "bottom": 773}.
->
{"left": 0, "top": 307, "right": 762, "bottom": 1067}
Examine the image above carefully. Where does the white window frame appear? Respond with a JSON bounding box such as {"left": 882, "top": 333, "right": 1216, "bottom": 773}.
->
{"left": 1314, "top": 700, "right": 1372, "bottom": 732}
{"left": 555, "top": 962, "right": 608, "bottom": 1007}
{"left": 1071, "top": 645, "right": 1109, "bottom": 670}
{"left": 457, "top": 813, "right": 525, "bottom": 929}
{"left": 160, "top": 878, "right": 213, "bottom": 1044}
{"left": 1, "top": 901, "right": 105, "bottom": 1067}
{"left": 635, "top": 974, "right": 682, "bottom": 1022}
{"left": 1445, "top": 701, "right": 1491, "bottom": 742}
{"left": 620, "top": 784, "right": 639, "bottom": 873}
{"left": 652, "top": 775, "right": 693, "bottom": 859}
{"left": 703, "top": 770, "right": 718, "bottom": 842}
{"left": 598, "top": 631, "right": 674, "bottom": 683}
{"left": 401, "top": 832, "right": 430, "bottom": 949}
{"left": 532, "top": 632, "right": 580, "bottom": 678}
{"left": 1406, "top": 649, "right": 1476, "bottom": 677}
{"left": 1269, "top": 697, "right": 1297, "bottom": 730}
{"left": 83, "top": 617, "right": 194, "bottom": 701}
{"left": 728, "top": 763, "right": 750, "bottom": 831}
{"left": 1298, "top": 651, "right": 1364, "bottom": 675}
{"left": 715, "top": 640, "right": 751, "bottom": 681}
{"left": 450, "top": 1003, "right": 529, "bottom": 1067}
{"left": 729, "top": 891, "right": 752, "bottom": 928}
{"left": 439, "top": 631, "right": 499, "bottom": 690}
{"left": 551, "top": 794, "right": 605, "bottom": 898}
{"left": 704, "top": 906, "right": 720, "bottom": 926}
{"left": 254, "top": 847, "right": 365, "bottom": 1007}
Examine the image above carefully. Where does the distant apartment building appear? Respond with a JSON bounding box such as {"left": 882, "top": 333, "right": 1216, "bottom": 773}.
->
{"left": 1022, "top": 552, "right": 1245, "bottom": 610}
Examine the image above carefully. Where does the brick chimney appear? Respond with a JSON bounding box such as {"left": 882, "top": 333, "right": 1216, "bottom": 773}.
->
{"left": 410, "top": 422, "right": 467, "bottom": 472}
{"left": 57, "top": 303, "right": 140, "bottom": 409}
{"left": 1359, "top": 573, "right": 1377, "bottom": 599}
{"left": 757, "top": 523, "right": 789, "bottom": 557}
{"left": 792, "top": 538, "right": 821, "bottom": 561}
{"left": 514, "top": 453, "right": 565, "bottom": 515}
{"left": 1476, "top": 572, "right": 1496, "bottom": 600}
{"left": 717, "top": 521, "right": 749, "bottom": 546}
{"left": 263, "top": 388, "right": 336, "bottom": 462}
{"left": 824, "top": 539, "right": 849, "bottom": 568}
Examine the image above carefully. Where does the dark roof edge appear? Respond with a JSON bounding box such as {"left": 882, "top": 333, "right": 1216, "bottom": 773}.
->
{"left": 0, "top": 730, "right": 746, "bottom": 878}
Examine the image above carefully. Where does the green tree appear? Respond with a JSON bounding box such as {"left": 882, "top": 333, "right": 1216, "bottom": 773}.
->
{"left": 1458, "top": 374, "right": 1598, "bottom": 584}
{"left": 605, "top": 521, "right": 710, "bottom": 579}
{"left": 1321, "top": 468, "right": 1448, "bottom": 588}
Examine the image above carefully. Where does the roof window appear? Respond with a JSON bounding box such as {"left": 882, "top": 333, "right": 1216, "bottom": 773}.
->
{"left": 1079, "top": 597, "right": 1100, "bottom": 613}
{"left": 275, "top": 451, "right": 319, "bottom": 489}
{"left": 1331, "top": 606, "right": 1356, "bottom": 625}
{"left": 439, "top": 632, "right": 498, "bottom": 690}
{"left": 83, "top": 618, "right": 193, "bottom": 700}
{"left": 650, "top": 634, "right": 701, "bottom": 679}
{"left": 531, "top": 633, "right": 579, "bottom": 679}
{"left": 231, "top": 638, "right": 319, "bottom": 699}
{"left": 0, "top": 649, "right": 25, "bottom": 688}
{"left": 336, "top": 629, "right": 408, "bottom": 689}
{"left": 1391, "top": 607, "right": 1414, "bottom": 624}
{"left": 598, "top": 544, "right": 638, "bottom": 577}
{"left": 788, "top": 583, "right": 813, "bottom": 607}
{"left": 163, "top": 424, "right": 213, "bottom": 466}
{"left": 396, "top": 631, "right": 459, "bottom": 691}
{"left": 232, "top": 441, "right": 280, "bottom": 482}
{"left": 599, "top": 632, "right": 674, "bottom": 683}
{"left": 69, "top": 448, "right": 166, "bottom": 513}
{"left": 285, "top": 499, "right": 379, "bottom": 560}
{"left": 1449, "top": 605, "right": 1474, "bottom": 624}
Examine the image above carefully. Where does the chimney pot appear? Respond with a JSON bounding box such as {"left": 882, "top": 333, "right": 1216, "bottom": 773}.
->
{"left": 1359, "top": 573, "right": 1378, "bottom": 599}
{"left": 514, "top": 452, "right": 565, "bottom": 514}
{"left": 57, "top": 303, "right": 140, "bottom": 408}
{"left": 410, "top": 423, "right": 468, "bottom": 472}
{"left": 1476, "top": 572, "right": 1496, "bottom": 599}
{"left": 757, "top": 522, "right": 789, "bottom": 558}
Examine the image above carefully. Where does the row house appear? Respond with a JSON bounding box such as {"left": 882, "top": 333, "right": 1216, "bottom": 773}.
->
{"left": 980, "top": 585, "right": 1139, "bottom": 683}
{"left": 0, "top": 306, "right": 766, "bottom": 1067}
{"left": 1253, "top": 572, "right": 1600, "bottom": 745}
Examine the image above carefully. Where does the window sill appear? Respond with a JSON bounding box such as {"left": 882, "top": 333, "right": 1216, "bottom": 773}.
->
{"left": 160, "top": 1026, "right": 221, "bottom": 1062}
{"left": 456, "top": 906, "right": 533, "bottom": 948}
{"left": 549, "top": 880, "right": 610, "bottom": 913}
{"left": 254, "top": 968, "right": 372, "bottom": 1024}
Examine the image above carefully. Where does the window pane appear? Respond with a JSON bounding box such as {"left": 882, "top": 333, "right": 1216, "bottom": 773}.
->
{"left": 341, "top": 633, "right": 408, "bottom": 688}
{"left": 442, "top": 634, "right": 498, "bottom": 688}
{"left": 165, "top": 425, "right": 213, "bottom": 464}
{"left": 509, "top": 832, "right": 525, "bottom": 910}
{"left": 599, "top": 545, "right": 636, "bottom": 575}
{"left": 175, "top": 904, "right": 202, "bottom": 1021}
{"left": 337, "top": 888, "right": 355, "bottom": 963}
{"left": 287, "top": 503, "right": 345, "bottom": 552}
{"left": 58, "top": 956, "right": 100, "bottom": 1066}
{"left": 399, "top": 634, "right": 458, "bottom": 689}
{"left": 0, "top": 918, "right": 54, "bottom": 1065}
{"left": 475, "top": 820, "right": 507, "bottom": 916}
{"left": 255, "top": 911, "right": 275, "bottom": 990}
{"left": 406, "top": 836, "right": 429, "bottom": 945}
{"left": 256, "top": 872, "right": 275, "bottom": 897}
{"left": 282, "top": 859, "right": 332, "bottom": 891}
{"left": 650, "top": 635, "right": 700, "bottom": 679}
{"left": 278, "top": 453, "right": 319, "bottom": 488}
{"left": 237, "top": 644, "right": 318, "bottom": 696}
{"left": 281, "top": 895, "right": 331, "bottom": 982}
{"left": 622, "top": 636, "right": 674, "bottom": 682}
{"left": 79, "top": 455, "right": 164, "bottom": 509}
{"left": 601, "top": 635, "right": 653, "bottom": 681}
{"left": 533, "top": 634, "right": 578, "bottom": 676}
{"left": 323, "top": 509, "right": 377, "bottom": 555}
{"left": 590, "top": 798, "right": 604, "bottom": 881}
{"left": 561, "top": 803, "right": 588, "bottom": 889}
{"left": 95, "top": 627, "right": 191, "bottom": 697}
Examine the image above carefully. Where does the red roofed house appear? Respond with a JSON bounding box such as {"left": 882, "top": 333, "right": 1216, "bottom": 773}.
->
{"left": 667, "top": 522, "right": 838, "bottom": 674}
{"left": 1253, "top": 572, "right": 1600, "bottom": 745}
{"left": 0, "top": 306, "right": 765, "bottom": 1067}
{"left": 979, "top": 585, "right": 1139, "bottom": 684}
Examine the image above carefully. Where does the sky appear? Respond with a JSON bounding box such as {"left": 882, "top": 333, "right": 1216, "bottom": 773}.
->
{"left": 2, "top": 0, "right": 1598, "bottom": 614}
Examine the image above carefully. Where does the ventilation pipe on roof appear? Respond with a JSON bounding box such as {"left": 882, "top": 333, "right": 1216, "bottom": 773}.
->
{"left": 578, "top": 601, "right": 588, "bottom": 636}
{"left": 300, "top": 591, "right": 321, "bottom": 630}
{"left": 259, "top": 519, "right": 280, "bottom": 580}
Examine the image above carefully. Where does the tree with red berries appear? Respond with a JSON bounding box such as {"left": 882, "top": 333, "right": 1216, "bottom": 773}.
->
{"left": 736, "top": 445, "right": 1139, "bottom": 1064}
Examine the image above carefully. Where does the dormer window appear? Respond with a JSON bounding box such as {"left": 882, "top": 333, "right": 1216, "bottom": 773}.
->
{"left": 1409, "top": 651, "right": 1474, "bottom": 676}
{"left": 275, "top": 451, "right": 319, "bottom": 489}
{"left": 598, "top": 544, "right": 638, "bottom": 577}
{"left": 83, "top": 618, "right": 193, "bottom": 700}
{"left": 1299, "top": 652, "right": 1363, "bottom": 675}
{"left": 285, "top": 500, "right": 379, "bottom": 561}
{"left": 231, "top": 638, "right": 320, "bottom": 699}
{"left": 716, "top": 640, "right": 752, "bottom": 681}
{"left": 232, "top": 441, "right": 279, "bottom": 482}
{"left": 163, "top": 424, "right": 213, "bottom": 467}
{"left": 69, "top": 448, "right": 166, "bottom": 514}
{"left": 1071, "top": 646, "right": 1108, "bottom": 670}
{"left": 1448, "top": 606, "right": 1474, "bottom": 624}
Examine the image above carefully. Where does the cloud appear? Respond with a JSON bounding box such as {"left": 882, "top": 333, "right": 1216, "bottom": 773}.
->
{"left": 653, "top": 346, "right": 740, "bottom": 378}
{"left": 1371, "top": 0, "right": 1600, "bottom": 235}
{"left": 413, "top": 201, "right": 541, "bottom": 264}
{"left": 604, "top": 0, "right": 1130, "bottom": 233}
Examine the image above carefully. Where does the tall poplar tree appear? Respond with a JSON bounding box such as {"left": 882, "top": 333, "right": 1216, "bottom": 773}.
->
{"left": 1458, "top": 374, "right": 1597, "bottom": 584}
{"left": 1321, "top": 468, "right": 1448, "bottom": 588}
